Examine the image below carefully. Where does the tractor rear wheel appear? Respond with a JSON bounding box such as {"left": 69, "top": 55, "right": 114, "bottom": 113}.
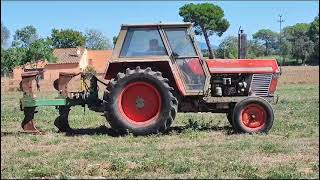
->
{"left": 104, "top": 66, "right": 178, "bottom": 135}
{"left": 232, "top": 97, "right": 274, "bottom": 134}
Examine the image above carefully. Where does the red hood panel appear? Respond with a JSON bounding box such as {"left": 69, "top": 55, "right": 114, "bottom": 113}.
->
{"left": 206, "top": 59, "right": 280, "bottom": 74}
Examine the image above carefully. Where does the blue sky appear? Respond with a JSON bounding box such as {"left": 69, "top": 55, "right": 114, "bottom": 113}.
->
{"left": 1, "top": 1, "right": 319, "bottom": 47}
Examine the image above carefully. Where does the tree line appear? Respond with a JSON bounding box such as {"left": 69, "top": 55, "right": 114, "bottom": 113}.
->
{"left": 1, "top": 24, "right": 113, "bottom": 75}
{"left": 214, "top": 17, "right": 319, "bottom": 66}
{"left": 179, "top": 3, "right": 319, "bottom": 66}
{"left": 1, "top": 3, "right": 319, "bottom": 75}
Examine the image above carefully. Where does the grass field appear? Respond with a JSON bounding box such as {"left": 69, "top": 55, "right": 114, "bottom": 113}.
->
{"left": 1, "top": 66, "right": 319, "bottom": 179}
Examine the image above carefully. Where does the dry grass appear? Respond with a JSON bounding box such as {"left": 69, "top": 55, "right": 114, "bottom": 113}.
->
{"left": 1, "top": 66, "right": 319, "bottom": 179}
{"left": 278, "top": 66, "right": 319, "bottom": 85}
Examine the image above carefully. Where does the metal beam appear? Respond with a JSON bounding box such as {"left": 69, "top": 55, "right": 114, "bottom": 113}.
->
{"left": 20, "top": 96, "right": 67, "bottom": 108}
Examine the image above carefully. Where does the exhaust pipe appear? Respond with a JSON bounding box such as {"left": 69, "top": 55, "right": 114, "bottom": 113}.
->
{"left": 238, "top": 27, "right": 247, "bottom": 59}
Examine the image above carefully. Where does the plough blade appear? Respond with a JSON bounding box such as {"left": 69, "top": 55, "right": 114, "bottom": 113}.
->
{"left": 21, "top": 107, "right": 41, "bottom": 134}
{"left": 54, "top": 106, "right": 71, "bottom": 132}
{"left": 21, "top": 120, "right": 41, "bottom": 134}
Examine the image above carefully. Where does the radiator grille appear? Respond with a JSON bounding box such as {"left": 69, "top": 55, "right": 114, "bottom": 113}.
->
{"left": 250, "top": 74, "right": 272, "bottom": 96}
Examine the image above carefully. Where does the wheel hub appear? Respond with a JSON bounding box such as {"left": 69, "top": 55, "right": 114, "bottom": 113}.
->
{"left": 118, "top": 81, "right": 161, "bottom": 124}
{"left": 135, "top": 97, "right": 145, "bottom": 109}
{"left": 240, "top": 104, "right": 266, "bottom": 129}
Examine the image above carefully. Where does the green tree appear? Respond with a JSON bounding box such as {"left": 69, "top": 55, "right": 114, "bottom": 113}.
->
{"left": 25, "top": 38, "right": 56, "bottom": 66}
{"left": 216, "top": 36, "right": 238, "bottom": 59}
{"left": 12, "top": 25, "right": 38, "bottom": 47}
{"left": 1, "top": 48, "right": 7, "bottom": 74}
{"left": 51, "top": 29, "right": 86, "bottom": 48}
{"left": 2, "top": 38, "right": 55, "bottom": 73}
{"left": 179, "top": 3, "right": 230, "bottom": 59}
{"left": 246, "top": 39, "right": 265, "bottom": 58}
{"left": 283, "top": 23, "right": 313, "bottom": 65}
{"left": 2, "top": 47, "right": 27, "bottom": 73}
{"left": 253, "top": 29, "right": 278, "bottom": 56}
{"left": 1, "top": 22, "right": 10, "bottom": 48}
{"left": 279, "top": 39, "right": 292, "bottom": 65}
{"left": 112, "top": 36, "right": 118, "bottom": 47}
{"left": 85, "top": 29, "right": 112, "bottom": 50}
{"left": 307, "top": 15, "right": 319, "bottom": 65}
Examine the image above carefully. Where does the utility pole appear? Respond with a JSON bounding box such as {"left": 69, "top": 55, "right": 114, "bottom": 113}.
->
{"left": 278, "top": 14, "right": 285, "bottom": 65}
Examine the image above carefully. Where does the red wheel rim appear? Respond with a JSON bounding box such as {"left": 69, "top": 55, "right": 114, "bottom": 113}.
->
{"left": 118, "top": 81, "right": 162, "bottom": 124}
{"left": 240, "top": 104, "right": 266, "bottom": 131}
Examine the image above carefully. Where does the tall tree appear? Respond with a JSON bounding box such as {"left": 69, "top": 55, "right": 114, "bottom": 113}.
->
{"left": 1, "top": 48, "right": 7, "bottom": 74}
{"left": 246, "top": 39, "right": 265, "bottom": 58}
{"left": 307, "top": 15, "right": 319, "bottom": 65}
{"left": 85, "top": 29, "right": 112, "bottom": 50}
{"left": 51, "top": 29, "right": 86, "bottom": 48}
{"left": 216, "top": 36, "right": 238, "bottom": 59}
{"left": 26, "top": 38, "right": 56, "bottom": 65}
{"left": 2, "top": 38, "right": 56, "bottom": 73}
{"left": 12, "top": 25, "right": 38, "bottom": 47}
{"left": 2, "top": 47, "right": 27, "bottom": 73}
{"left": 1, "top": 22, "right": 10, "bottom": 48}
{"left": 279, "top": 39, "right": 292, "bottom": 65}
{"left": 283, "top": 23, "right": 313, "bottom": 65}
{"left": 252, "top": 29, "right": 278, "bottom": 56}
{"left": 179, "top": 3, "right": 230, "bottom": 59}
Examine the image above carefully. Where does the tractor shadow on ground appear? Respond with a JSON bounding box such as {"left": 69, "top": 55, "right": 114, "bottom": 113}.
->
{"left": 166, "top": 125, "right": 234, "bottom": 135}
{"left": 64, "top": 124, "right": 235, "bottom": 137}
{"left": 65, "top": 125, "right": 120, "bottom": 137}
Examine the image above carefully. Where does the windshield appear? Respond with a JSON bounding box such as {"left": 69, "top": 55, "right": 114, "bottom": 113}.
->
{"left": 120, "top": 28, "right": 167, "bottom": 57}
{"left": 165, "top": 28, "right": 197, "bottom": 57}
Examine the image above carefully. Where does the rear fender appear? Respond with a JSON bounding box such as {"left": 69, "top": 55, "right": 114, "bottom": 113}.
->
{"left": 104, "top": 61, "right": 187, "bottom": 96}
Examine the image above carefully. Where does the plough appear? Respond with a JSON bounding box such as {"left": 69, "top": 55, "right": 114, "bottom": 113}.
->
{"left": 19, "top": 71, "right": 107, "bottom": 133}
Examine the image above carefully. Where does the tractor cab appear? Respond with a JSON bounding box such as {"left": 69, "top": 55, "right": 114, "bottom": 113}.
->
{"left": 109, "top": 23, "right": 210, "bottom": 96}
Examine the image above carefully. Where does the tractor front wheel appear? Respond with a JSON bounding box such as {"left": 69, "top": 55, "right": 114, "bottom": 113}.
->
{"left": 104, "top": 66, "right": 178, "bottom": 135}
{"left": 232, "top": 97, "right": 274, "bottom": 133}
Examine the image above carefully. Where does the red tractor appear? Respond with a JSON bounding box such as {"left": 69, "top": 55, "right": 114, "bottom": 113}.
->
{"left": 19, "top": 23, "right": 280, "bottom": 135}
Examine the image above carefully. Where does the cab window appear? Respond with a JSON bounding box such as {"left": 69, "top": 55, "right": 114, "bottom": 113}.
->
{"left": 120, "top": 28, "right": 167, "bottom": 57}
{"left": 164, "top": 28, "right": 197, "bottom": 57}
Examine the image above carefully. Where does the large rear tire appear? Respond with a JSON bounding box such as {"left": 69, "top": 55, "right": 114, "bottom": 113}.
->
{"left": 232, "top": 97, "right": 274, "bottom": 134}
{"left": 103, "top": 66, "right": 178, "bottom": 135}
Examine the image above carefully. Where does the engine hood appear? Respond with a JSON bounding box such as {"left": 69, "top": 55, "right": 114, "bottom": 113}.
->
{"left": 206, "top": 59, "right": 280, "bottom": 74}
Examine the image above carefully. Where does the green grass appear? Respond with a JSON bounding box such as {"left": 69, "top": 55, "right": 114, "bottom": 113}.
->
{"left": 1, "top": 84, "right": 319, "bottom": 179}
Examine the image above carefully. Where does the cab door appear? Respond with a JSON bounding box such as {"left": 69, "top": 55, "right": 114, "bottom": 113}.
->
{"left": 163, "top": 27, "right": 209, "bottom": 94}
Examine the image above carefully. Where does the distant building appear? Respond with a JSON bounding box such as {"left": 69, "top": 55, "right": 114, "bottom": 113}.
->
{"left": 12, "top": 47, "right": 113, "bottom": 80}
{"left": 87, "top": 50, "right": 113, "bottom": 76}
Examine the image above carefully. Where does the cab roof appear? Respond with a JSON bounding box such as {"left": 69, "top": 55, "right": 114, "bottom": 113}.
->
{"left": 121, "top": 22, "right": 193, "bottom": 28}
